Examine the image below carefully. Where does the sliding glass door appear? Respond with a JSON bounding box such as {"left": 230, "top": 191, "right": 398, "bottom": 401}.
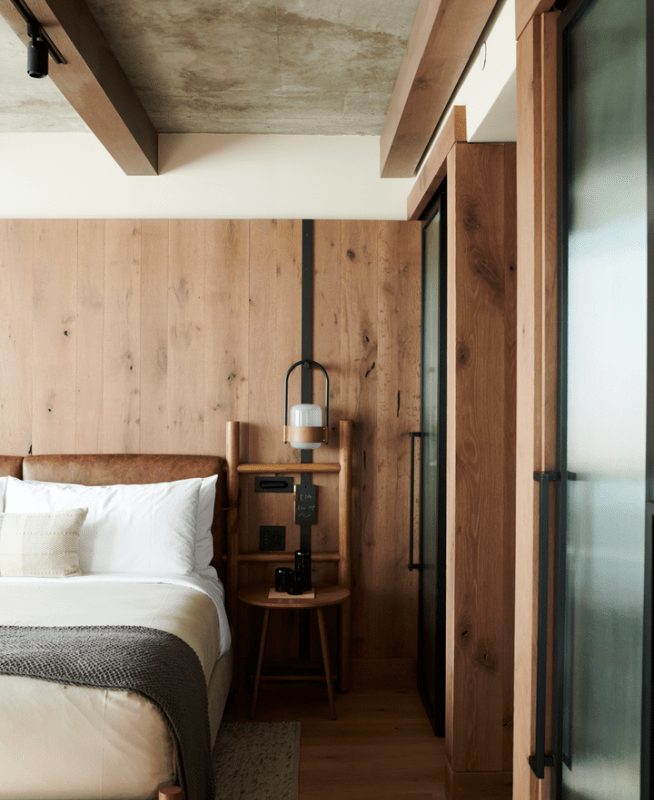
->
{"left": 558, "top": 0, "right": 649, "bottom": 797}
{"left": 417, "top": 188, "right": 447, "bottom": 735}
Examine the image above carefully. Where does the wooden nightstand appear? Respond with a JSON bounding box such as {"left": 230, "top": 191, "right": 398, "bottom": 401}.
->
{"left": 238, "top": 583, "right": 350, "bottom": 719}
{"left": 225, "top": 419, "right": 354, "bottom": 714}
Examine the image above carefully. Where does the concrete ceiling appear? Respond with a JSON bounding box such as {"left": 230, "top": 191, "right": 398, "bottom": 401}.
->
{"left": 0, "top": 0, "right": 422, "bottom": 135}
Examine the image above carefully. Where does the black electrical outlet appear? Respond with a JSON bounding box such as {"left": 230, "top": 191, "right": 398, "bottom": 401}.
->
{"left": 255, "top": 476, "right": 293, "bottom": 493}
{"left": 259, "top": 526, "right": 286, "bottom": 551}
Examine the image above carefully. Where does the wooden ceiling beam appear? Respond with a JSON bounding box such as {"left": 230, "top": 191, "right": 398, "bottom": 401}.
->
{"left": 0, "top": 0, "right": 158, "bottom": 175}
{"left": 380, "top": 0, "right": 497, "bottom": 179}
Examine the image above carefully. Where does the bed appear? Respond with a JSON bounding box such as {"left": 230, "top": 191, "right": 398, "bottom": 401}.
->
{"left": 0, "top": 454, "right": 232, "bottom": 800}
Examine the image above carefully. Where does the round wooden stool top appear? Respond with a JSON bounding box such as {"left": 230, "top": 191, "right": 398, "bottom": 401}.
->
{"left": 238, "top": 583, "right": 350, "bottom": 609}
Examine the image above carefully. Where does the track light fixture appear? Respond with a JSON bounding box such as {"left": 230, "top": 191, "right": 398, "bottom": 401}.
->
{"left": 8, "top": 0, "right": 66, "bottom": 78}
{"left": 27, "top": 21, "right": 48, "bottom": 78}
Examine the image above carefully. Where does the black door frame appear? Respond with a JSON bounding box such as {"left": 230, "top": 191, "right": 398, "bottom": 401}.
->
{"left": 417, "top": 183, "right": 448, "bottom": 736}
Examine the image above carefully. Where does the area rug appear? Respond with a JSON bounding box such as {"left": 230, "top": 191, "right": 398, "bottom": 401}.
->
{"left": 212, "top": 721, "right": 301, "bottom": 800}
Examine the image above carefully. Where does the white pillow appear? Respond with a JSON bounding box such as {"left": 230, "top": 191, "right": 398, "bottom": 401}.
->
{"left": 0, "top": 476, "right": 8, "bottom": 511}
{"left": 0, "top": 508, "right": 88, "bottom": 577}
{"left": 196, "top": 474, "right": 218, "bottom": 569}
{"left": 5, "top": 477, "right": 202, "bottom": 575}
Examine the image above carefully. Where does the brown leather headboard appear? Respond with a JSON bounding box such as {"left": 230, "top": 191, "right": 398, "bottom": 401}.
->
{"left": 21, "top": 454, "right": 226, "bottom": 575}
{"left": 0, "top": 457, "right": 23, "bottom": 479}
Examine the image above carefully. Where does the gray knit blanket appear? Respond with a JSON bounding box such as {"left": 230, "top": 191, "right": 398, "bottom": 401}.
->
{"left": 0, "top": 625, "right": 214, "bottom": 800}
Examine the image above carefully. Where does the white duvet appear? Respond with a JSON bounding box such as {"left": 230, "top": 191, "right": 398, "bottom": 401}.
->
{"left": 0, "top": 570, "right": 231, "bottom": 800}
{"left": 0, "top": 567, "right": 231, "bottom": 657}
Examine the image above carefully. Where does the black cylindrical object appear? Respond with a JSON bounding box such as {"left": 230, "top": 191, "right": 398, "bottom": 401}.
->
{"left": 274, "top": 566, "right": 294, "bottom": 593}
{"left": 295, "top": 549, "right": 312, "bottom": 591}
{"left": 28, "top": 36, "right": 48, "bottom": 79}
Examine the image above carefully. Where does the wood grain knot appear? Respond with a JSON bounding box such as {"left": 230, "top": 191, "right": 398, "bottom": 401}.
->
{"left": 477, "top": 647, "right": 498, "bottom": 671}
{"left": 457, "top": 344, "right": 470, "bottom": 365}
{"left": 346, "top": 249, "right": 356, "bottom": 260}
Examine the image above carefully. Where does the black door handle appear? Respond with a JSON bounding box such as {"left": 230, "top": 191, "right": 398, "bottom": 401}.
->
{"left": 528, "top": 471, "right": 560, "bottom": 778}
{"left": 409, "top": 432, "right": 424, "bottom": 571}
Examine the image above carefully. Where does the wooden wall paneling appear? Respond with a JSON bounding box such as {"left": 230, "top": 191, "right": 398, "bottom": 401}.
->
{"left": 167, "top": 221, "right": 206, "bottom": 455}
{"left": 0, "top": 217, "right": 424, "bottom": 674}
{"left": 313, "top": 220, "right": 343, "bottom": 571}
{"left": 0, "top": 221, "right": 33, "bottom": 455}
{"left": 445, "top": 150, "right": 458, "bottom": 769}
{"left": 502, "top": 143, "right": 519, "bottom": 775}
{"left": 101, "top": 220, "right": 141, "bottom": 454}
{"left": 204, "top": 220, "right": 250, "bottom": 459}
{"left": 312, "top": 221, "right": 345, "bottom": 664}
{"left": 513, "top": 13, "right": 559, "bottom": 800}
{"left": 376, "top": 220, "right": 422, "bottom": 659}
{"left": 514, "top": 20, "right": 542, "bottom": 800}
{"left": 32, "top": 221, "right": 78, "bottom": 454}
{"left": 139, "top": 220, "right": 170, "bottom": 454}
{"left": 76, "top": 220, "right": 105, "bottom": 453}
{"left": 338, "top": 221, "right": 379, "bottom": 658}
{"left": 445, "top": 143, "right": 516, "bottom": 796}
{"left": 247, "top": 220, "right": 302, "bottom": 664}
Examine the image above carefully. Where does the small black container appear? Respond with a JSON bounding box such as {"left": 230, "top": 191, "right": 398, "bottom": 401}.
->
{"left": 274, "top": 566, "right": 294, "bottom": 593}
{"left": 295, "top": 549, "right": 312, "bottom": 591}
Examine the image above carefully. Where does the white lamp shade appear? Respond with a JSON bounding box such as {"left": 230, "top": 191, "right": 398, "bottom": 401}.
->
{"left": 289, "top": 404, "right": 322, "bottom": 449}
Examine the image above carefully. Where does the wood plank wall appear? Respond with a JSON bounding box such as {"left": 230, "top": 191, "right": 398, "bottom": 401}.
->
{"left": 445, "top": 143, "right": 517, "bottom": 799}
{"left": 0, "top": 219, "right": 422, "bottom": 668}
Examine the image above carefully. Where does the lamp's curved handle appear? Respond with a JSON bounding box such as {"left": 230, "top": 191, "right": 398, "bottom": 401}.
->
{"left": 283, "top": 360, "right": 330, "bottom": 428}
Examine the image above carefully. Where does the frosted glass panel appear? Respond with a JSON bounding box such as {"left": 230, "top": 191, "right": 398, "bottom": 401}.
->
{"left": 419, "top": 197, "right": 445, "bottom": 731}
{"left": 562, "top": 0, "right": 647, "bottom": 798}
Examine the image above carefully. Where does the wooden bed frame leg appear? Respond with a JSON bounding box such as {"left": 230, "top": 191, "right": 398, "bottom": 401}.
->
{"left": 159, "top": 786, "right": 183, "bottom": 799}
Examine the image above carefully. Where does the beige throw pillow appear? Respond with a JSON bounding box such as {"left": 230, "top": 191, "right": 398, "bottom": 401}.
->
{"left": 0, "top": 508, "right": 88, "bottom": 577}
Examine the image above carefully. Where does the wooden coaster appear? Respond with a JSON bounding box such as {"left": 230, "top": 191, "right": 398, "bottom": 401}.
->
{"left": 268, "top": 588, "right": 316, "bottom": 599}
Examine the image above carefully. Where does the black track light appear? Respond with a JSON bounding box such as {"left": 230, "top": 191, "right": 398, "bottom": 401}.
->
{"left": 27, "top": 20, "right": 48, "bottom": 78}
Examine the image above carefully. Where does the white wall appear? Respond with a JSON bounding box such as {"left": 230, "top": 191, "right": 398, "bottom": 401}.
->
{"left": 0, "top": 132, "right": 414, "bottom": 220}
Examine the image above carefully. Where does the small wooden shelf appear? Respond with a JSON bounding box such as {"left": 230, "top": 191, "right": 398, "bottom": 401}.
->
{"left": 222, "top": 551, "right": 341, "bottom": 563}
{"left": 239, "top": 583, "right": 350, "bottom": 609}
{"left": 236, "top": 462, "right": 340, "bottom": 474}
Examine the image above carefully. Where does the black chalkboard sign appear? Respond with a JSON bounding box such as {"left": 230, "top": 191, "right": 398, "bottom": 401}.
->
{"left": 294, "top": 484, "right": 317, "bottom": 526}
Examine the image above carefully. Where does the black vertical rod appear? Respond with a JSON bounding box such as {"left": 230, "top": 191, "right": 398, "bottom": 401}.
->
{"left": 408, "top": 432, "right": 423, "bottom": 571}
{"left": 299, "top": 219, "right": 314, "bottom": 662}
{"left": 529, "top": 471, "right": 559, "bottom": 779}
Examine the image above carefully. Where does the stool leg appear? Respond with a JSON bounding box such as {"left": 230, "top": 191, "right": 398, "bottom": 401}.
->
{"left": 250, "top": 608, "right": 270, "bottom": 719}
{"left": 316, "top": 607, "right": 336, "bottom": 719}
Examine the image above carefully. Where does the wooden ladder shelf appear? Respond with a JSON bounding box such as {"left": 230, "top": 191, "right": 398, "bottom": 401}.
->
{"left": 225, "top": 419, "right": 353, "bottom": 692}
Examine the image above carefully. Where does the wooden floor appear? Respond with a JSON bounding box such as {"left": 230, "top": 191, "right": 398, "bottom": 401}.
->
{"left": 223, "top": 678, "right": 447, "bottom": 800}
